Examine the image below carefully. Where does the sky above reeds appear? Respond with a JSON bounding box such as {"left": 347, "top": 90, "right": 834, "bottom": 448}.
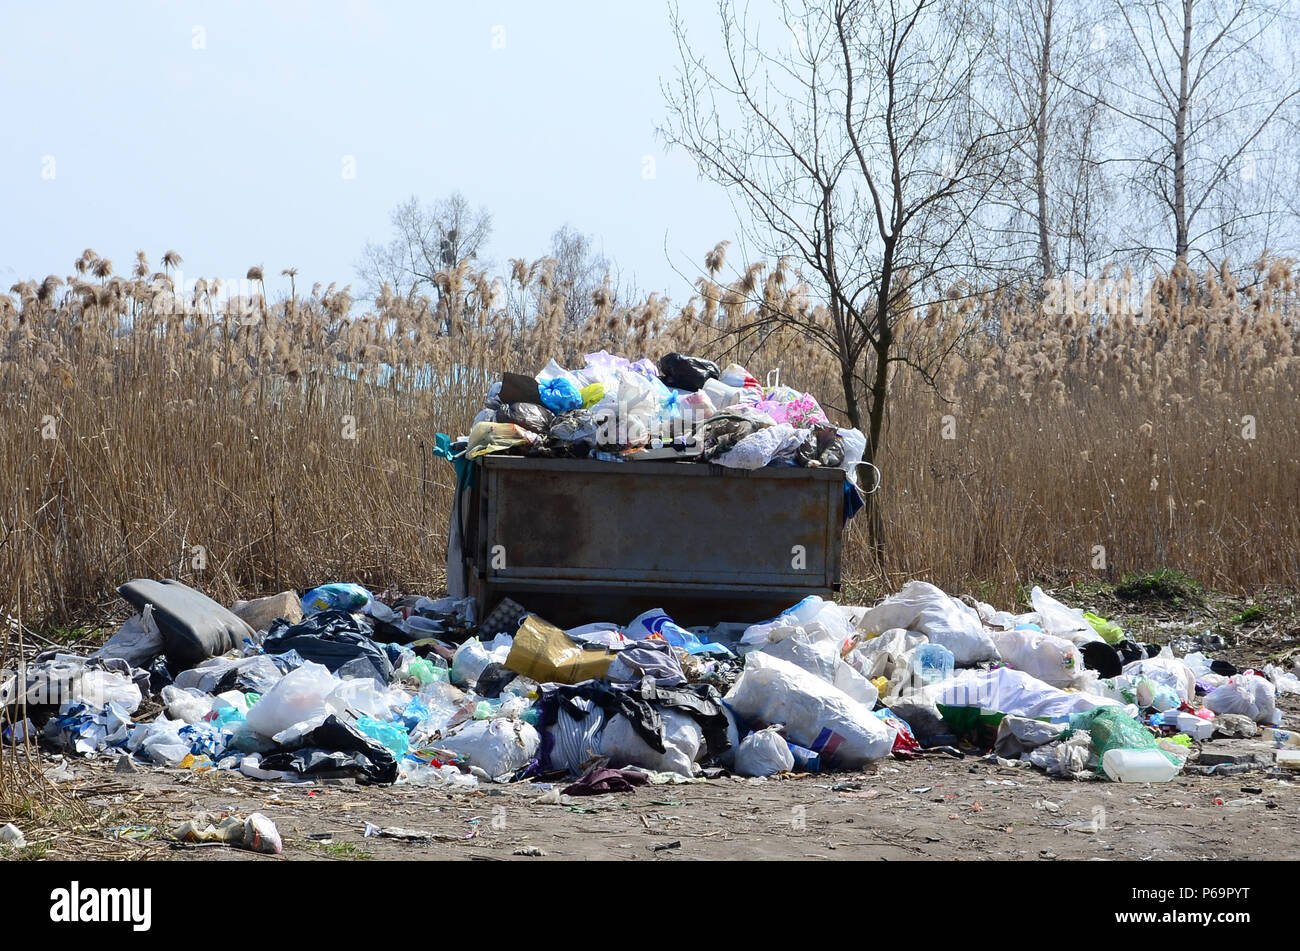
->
{"left": 1, "top": 0, "right": 739, "bottom": 300}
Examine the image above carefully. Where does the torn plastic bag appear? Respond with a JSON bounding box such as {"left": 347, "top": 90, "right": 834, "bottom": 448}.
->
{"left": 1029, "top": 586, "right": 1100, "bottom": 645}
{"left": 1121, "top": 655, "right": 1197, "bottom": 706}
{"left": 474, "top": 663, "right": 519, "bottom": 699}
{"left": 261, "top": 714, "right": 399, "bottom": 785}
{"left": 725, "top": 652, "right": 892, "bottom": 767}
{"left": 496, "top": 401, "right": 554, "bottom": 434}
{"left": 922, "top": 666, "right": 1119, "bottom": 721}
{"left": 214, "top": 654, "right": 288, "bottom": 695}
{"left": 994, "top": 715, "right": 1066, "bottom": 758}
{"left": 794, "top": 425, "right": 845, "bottom": 468}
{"left": 624, "top": 608, "right": 733, "bottom": 656}
{"left": 162, "top": 685, "right": 215, "bottom": 724}
{"left": 244, "top": 661, "right": 340, "bottom": 739}
{"left": 74, "top": 669, "right": 143, "bottom": 715}
{"left": 714, "top": 423, "right": 799, "bottom": 470}
{"left": 262, "top": 610, "right": 393, "bottom": 684}
{"left": 466, "top": 421, "right": 540, "bottom": 459}
{"left": 548, "top": 409, "right": 600, "bottom": 446}
{"left": 734, "top": 725, "right": 795, "bottom": 777}
{"left": 657, "top": 352, "right": 720, "bottom": 391}
{"left": 858, "top": 581, "right": 1000, "bottom": 666}
{"left": 92, "top": 605, "right": 164, "bottom": 668}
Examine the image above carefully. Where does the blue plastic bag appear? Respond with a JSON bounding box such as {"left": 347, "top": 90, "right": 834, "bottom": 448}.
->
{"left": 301, "top": 583, "right": 372, "bottom": 616}
{"left": 538, "top": 377, "right": 583, "bottom": 414}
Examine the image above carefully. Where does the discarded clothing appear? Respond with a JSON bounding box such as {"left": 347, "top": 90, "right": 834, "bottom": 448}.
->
{"left": 563, "top": 766, "right": 650, "bottom": 796}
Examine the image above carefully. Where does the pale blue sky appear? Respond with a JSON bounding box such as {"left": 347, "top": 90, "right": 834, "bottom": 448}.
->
{"left": 0, "top": 0, "right": 740, "bottom": 301}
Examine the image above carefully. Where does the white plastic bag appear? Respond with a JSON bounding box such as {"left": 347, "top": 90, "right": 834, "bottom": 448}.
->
{"left": 923, "top": 666, "right": 1118, "bottom": 720}
{"left": 244, "top": 661, "right": 339, "bottom": 739}
{"left": 76, "top": 670, "right": 143, "bottom": 715}
{"left": 990, "top": 629, "right": 1085, "bottom": 688}
{"left": 93, "top": 606, "right": 164, "bottom": 668}
{"left": 833, "top": 662, "right": 880, "bottom": 707}
{"left": 128, "top": 717, "right": 191, "bottom": 766}
{"left": 1122, "top": 655, "right": 1197, "bottom": 706}
{"left": 451, "top": 638, "right": 493, "bottom": 687}
{"left": 734, "top": 726, "right": 795, "bottom": 777}
{"left": 600, "top": 710, "right": 702, "bottom": 778}
{"left": 725, "top": 652, "right": 892, "bottom": 767}
{"left": 762, "top": 630, "right": 839, "bottom": 682}
{"left": 1029, "top": 587, "right": 1099, "bottom": 644}
{"left": 326, "top": 679, "right": 410, "bottom": 721}
{"left": 1206, "top": 674, "right": 1276, "bottom": 723}
{"left": 714, "top": 424, "right": 796, "bottom": 470}
{"left": 161, "top": 685, "right": 215, "bottom": 724}
{"left": 438, "top": 718, "right": 541, "bottom": 780}
{"left": 859, "top": 582, "right": 999, "bottom": 666}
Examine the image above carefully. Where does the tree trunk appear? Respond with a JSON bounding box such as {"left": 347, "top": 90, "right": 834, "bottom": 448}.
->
{"left": 1174, "top": 0, "right": 1192, "bottom": 261}
{"left": 1035, "top": 0, "right": 1055, "bottom": 285}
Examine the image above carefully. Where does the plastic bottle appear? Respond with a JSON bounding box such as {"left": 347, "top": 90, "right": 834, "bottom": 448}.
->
{"left": 1263, "top": 727, "right": 1300, "bottom": 748}
{"left": 1101, "top": 748, "right": 1180, "bottom": 783}
{"left": 913, "top": 643, "right": 955, "bottom": 686}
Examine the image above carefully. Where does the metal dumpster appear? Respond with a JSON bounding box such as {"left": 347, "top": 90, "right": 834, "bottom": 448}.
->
{"left": 458, "top": 455, "right": 845, "bottom": 627}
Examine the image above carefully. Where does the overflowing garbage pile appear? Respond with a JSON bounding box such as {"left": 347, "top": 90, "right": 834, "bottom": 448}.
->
{"left": 464, "top": 350, "right": 876, "bottom": 486}
{"left": 4, "top": 578, "right": 1298, "bottom": 791}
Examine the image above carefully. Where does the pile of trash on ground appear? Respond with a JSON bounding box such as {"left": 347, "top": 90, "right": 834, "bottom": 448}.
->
{"left": 6, "top": 577, "right": 1299, "bottom": 801}
{"left": 463, "top": 350, "right": 879, "bottom": 488}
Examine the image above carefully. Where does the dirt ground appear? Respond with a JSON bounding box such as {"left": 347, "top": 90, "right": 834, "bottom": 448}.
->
{"left": 14, "top": 720, "right": 1292, "bottom": 863}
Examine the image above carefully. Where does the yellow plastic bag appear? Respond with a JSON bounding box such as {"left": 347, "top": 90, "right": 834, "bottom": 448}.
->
{"left": 579, "top": 382, "right": 605, "bottom": 408}
{"left": 505, "top": 615, "right": 614, "bottom": 684}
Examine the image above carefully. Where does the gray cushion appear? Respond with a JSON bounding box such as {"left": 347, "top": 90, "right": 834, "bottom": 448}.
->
{"left": 117, "top": 579, "right": 255, "bottom": 671}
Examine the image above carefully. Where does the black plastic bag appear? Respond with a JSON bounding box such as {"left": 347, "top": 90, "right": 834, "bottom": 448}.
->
{"left": 657, "top": 352, "right": 719, "bottom": 391}
{"left": 475, "top": 663, "right": 518, "bottom": 699}
{"left": 498, "top": 372, "right": 542, "bottom": 405}
{"left": 261, "top": 715, "right": 398, "bottom": 785}
{"left": 147, "top": 655, "right": 174, "bottom": 694}
{"left": 262, "top": 610, "right": 393, "bottom": 684}
{"left": 1079, "top": 641, "right": 1123, "bottom": 678}
{"left": 496, "top": 401, "right": 554, "bottom": 434}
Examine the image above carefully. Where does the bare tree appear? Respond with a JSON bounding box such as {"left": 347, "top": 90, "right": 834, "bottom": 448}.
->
{"left": 549, "top": 225, "right": 610, "bottom": 326}
{"left": 663, "top": 0, "right": 1025, "bottom": 490}
{"left": 989, "top": 0, "right": 1119, "bottom": 284}
{"left": 357, "top": 192, "right": 493, "bottom": 301}
{"left": 1096, "top": 0, "right": 1300, "bottom": 266}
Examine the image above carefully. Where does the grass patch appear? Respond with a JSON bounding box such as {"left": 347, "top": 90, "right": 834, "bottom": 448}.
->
{"left": 1232, "top": 605, "right": 1266, "bottom": 625}
{"left": 312, "top": 840, "right": 372, "bottom": 860}
{"left": 1114, "top": 569, "right": 1204, "bottom": 608}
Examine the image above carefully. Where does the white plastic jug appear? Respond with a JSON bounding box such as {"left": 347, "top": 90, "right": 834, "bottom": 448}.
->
{"left": 1102, "top": 748, "right": 1180, "bottom": 783}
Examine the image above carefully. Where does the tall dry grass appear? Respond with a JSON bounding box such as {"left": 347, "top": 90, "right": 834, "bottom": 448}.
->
{"left": 1, "top": 250, "right": 1298, "bottom": 631}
